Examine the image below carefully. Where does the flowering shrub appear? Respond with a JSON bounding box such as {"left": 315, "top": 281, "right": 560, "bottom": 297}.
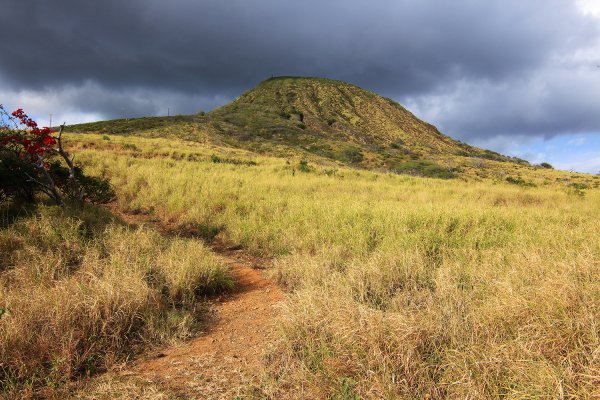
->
{"left": 8, "top": 108, "right": 57, "bottom": 153}
{"left": 1, "top": 107, "right": 56, "bottom": 160}
{"left": 0, "top": 105, "right": 114, "bottom": 205}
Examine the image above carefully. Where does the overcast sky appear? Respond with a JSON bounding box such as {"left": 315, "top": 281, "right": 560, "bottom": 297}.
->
{"left": 1, "top": 0, "right": 599, "bottom": 172}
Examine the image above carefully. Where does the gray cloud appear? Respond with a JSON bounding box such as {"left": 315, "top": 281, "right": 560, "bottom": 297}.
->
{"left": 405, "top": 61, "right": 600, "bottom": 142}
{"left": 1, "top": 0, "right": 599, "bottom": 140}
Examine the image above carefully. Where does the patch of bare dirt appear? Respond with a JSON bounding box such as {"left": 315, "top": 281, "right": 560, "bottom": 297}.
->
{"left": 80, "top": 206, "right": 285, "bottom": 399}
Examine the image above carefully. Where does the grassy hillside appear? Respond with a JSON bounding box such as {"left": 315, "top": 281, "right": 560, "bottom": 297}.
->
{"left": 209, "top": 77, "right": 514, "bottom": 162}
{"left": 2, "top": 130, "right": 599, "bottom": 398}
{"left": 69, "top": 77, "right": 546, "bottom": 180}
{"left": 60, "top": 133, "right": 599, "bottom": 398}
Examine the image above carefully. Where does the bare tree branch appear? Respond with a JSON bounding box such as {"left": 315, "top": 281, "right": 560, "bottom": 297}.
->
{"left": 56, "top": 123, "right": 84, "bottom": 203}
{"left": 24, "top": 166, "right": 64, "bottom": 206}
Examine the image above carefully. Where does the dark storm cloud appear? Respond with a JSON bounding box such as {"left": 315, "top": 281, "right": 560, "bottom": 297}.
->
{"left": 1, "top": 0, "right": 599, "bottom": 139}
{"left": 405, "top": 63, "right": 600, "bottom": 143}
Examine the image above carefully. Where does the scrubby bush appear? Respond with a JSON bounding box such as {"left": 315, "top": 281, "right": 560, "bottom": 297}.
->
{"left": 121, "top": 143, "right": 138, "bottom": 151}
{"left": 391, "top": 160, "right": 457, "bottom": 179}
{"left": 506, "top": 176, "right": 536, "bottom": 187}
{"left": 0, "top": 150, "right": 38, "bottom": 203}
{"left": 50, "top": 163, "right": 116, "bottom": 204}
{"left": 342, "top": 148, "right": 364, "bottom": 164}
{"left": 566, "top": 182, "right": 588, "bottom": 197}
{"left": 298, "top": 159, "right": 312, "bottom": 173}
{"left": 1, "top": 106, "right": 113, "bottom": 206}
{"left": 210, "top": 154, "right": 257, "bottom": 166}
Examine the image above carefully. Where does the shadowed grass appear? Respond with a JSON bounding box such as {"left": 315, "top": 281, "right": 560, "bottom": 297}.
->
{"left": 0, "top": 205, "right": 232, "bottom": 396}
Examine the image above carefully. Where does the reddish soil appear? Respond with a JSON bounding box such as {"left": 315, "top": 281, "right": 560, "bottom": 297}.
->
{"left": 103, "top": 207, "right": 285, "bottom": 398}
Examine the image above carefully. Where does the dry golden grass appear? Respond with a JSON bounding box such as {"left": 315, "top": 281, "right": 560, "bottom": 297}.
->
{"left": 3, "top": 130, "right": 600, "bottom": 398}
{"left": 67, "top": 375, "right": 179, "bottom": 400}
{"left": 66, "top": 133, "right": 600, "bottom": 399}
{"left": 0, "top": 205, "right": 232, "bottom": 397}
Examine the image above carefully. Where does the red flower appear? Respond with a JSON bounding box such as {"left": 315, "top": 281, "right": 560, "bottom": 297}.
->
{"left": 2, "top": 107, "right": 58, "bottom": 164}
{"left": 42, "top": 136, "right": 56, "bottom": 145}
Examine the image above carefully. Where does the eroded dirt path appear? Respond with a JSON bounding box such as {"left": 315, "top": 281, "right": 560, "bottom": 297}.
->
{"left": 129, "top": 242, "right": 283, "bottom": 398}
{"left": 89, "top": 208, "right": 285, "bottom": 399}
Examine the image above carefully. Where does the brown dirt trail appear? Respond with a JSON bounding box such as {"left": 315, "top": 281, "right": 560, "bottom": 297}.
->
{"left": 90, "top": 208, "right": 285, "bottom": 399}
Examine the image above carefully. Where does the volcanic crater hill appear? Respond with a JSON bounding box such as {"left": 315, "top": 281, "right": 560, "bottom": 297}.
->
{"left": 204, "top": 77, "right": 523, "bottom": 173}
{"left": 70, "top": 76, "right": 529, "bottom": 178}
{"left": 215, "top": 76, "right": 466, "bottom": 154}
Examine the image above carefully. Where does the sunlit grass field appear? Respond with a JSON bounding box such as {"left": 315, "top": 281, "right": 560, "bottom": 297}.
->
{"left": 56, "top": 133, "right": 600, "bottom": 399}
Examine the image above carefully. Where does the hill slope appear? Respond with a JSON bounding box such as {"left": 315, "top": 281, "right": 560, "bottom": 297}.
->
{"left": 206, "top": 77, "right": 527, "bottom": 174}
{"left": 213, "top": 77, "right": 480, "bottom": 154}
{"left": 71, "top": 76, "right": 535, "bottom": 179}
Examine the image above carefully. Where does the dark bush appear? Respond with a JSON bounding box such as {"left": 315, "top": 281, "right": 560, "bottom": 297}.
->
{"left": 48, "top": 162, "right": 115, "bottom": 204}
{"left": 122, "top": 143, "right": 138, "bottom": 151}
{"left": 391, "top": 160, "right": 457, "bottom": 179}
{"left": 343, "top": 148, "right": 364, "bottom": 164}
{"left": 389, "top": 139, "right": 405, "bottom": 149}
{"left": 0, "top": 150, "right": 38, "bottom": 203}
{"left": 566, "top": 182, "right": 588, "bottom": 197}
{"left": 0, "top": 152, "right": 114, "bottom": 205}
{"left": 506, "top": 176, "right": 536, "bottom": 187}
{"left": 298, "top": 159, "right": 311, "bottom": 173}
{"left": 210, "top": 154, "right": 257, "bottom": 166}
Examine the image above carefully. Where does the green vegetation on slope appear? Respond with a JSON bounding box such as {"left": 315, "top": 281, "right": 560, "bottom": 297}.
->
{"left": 70, "top": 115, "right": 196, "bottom": 136}
{"left": 69, "top": 76, "right": 533, "bottom": 180}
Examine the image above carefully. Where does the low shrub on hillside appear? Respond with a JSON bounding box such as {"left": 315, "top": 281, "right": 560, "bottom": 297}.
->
{"left": 121, "top": 143, "right": 138, "bottom": 151}
{"left": 342, "top": 148, "right": 364, "bottom": 164}
{"left": 210, "top": 154, "right": 257, "bottom": 166}
{"left": 566, "top": 182, "right": 588, "bottom": 197}
{"left": 389, "top": 139, "right": 404, "bottom": 149}
{"left": 298, "top": 159, "right": 312, "bottom": 173}
{"left": 506, "top": 176, "right": 536, "bottom": 187}
{"left": 391, "top": 160, "right": 457, "bottom": 179}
